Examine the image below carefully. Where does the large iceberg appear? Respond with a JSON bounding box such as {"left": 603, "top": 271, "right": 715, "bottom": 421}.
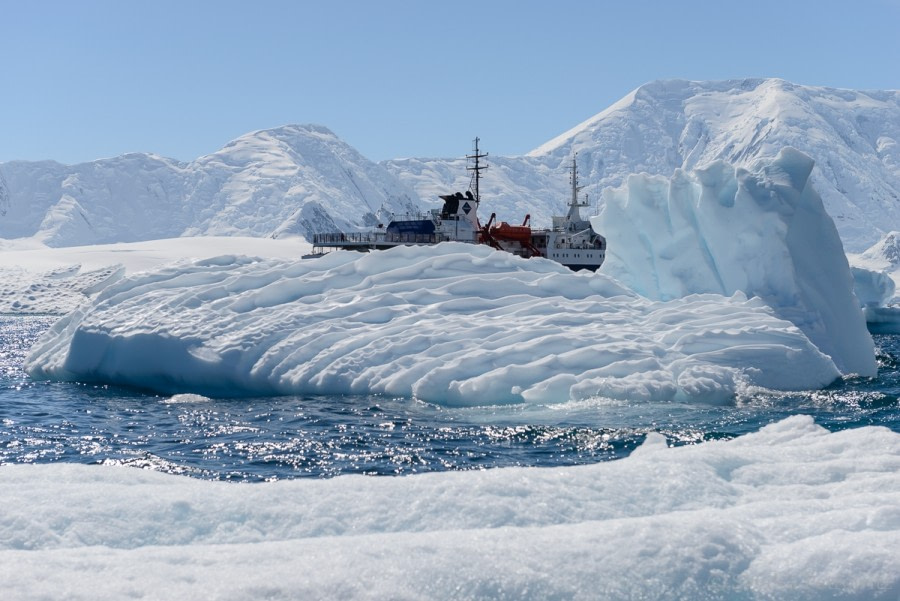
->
{"left": 25, "top": 149, "right": 873, "bottom": 403}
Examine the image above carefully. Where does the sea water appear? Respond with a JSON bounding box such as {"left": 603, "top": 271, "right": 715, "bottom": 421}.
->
{"left": 1, "top": 316, "right": 898, "bottom": 482}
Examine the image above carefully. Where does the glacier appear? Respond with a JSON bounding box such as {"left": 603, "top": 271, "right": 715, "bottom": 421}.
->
{"left": 2, "top": 416, "right": 898, "bottom": 600}
{"left": 849, "top": 230, "right": 900, "bottom": 333}
{"left": 24, "top": 149, "right": 874, "bottom": 403}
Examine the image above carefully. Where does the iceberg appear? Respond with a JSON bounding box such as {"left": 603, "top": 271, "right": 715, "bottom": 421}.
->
{"left": 849, "top": 231, "right": 900, "bottom": 333}
{"left": 1, "top": 416, "right": 898, "bottom": 600}
{"left": 24, "top": 149, "right": 873, "bottom": 403}
{"left": 593, "top": 147, "right": 874, "bottom": 377}
{"left": 24, "top": 244, "right": 840, "bottom": 404}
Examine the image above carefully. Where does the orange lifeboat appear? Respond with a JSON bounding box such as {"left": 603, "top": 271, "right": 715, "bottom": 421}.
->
{"left": 484, "top": 215, "right": 542, "bottom": 257}
{"left": 490, "top": 221, "right": 532, "bottom": 243}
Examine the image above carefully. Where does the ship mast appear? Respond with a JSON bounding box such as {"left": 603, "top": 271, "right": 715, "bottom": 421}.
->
{"left": 467, "top": 137, "right": 488, "bottom": 203}
{"left": 568, "top": 153, "right": 589, "bottom": 220}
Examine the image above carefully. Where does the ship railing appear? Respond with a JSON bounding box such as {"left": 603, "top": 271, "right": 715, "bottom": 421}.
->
{"left": 313, "top": 232, "right": 381, "bottom": 245}
{"left": 313, "top": 232, "right": 448, "bottom": 247}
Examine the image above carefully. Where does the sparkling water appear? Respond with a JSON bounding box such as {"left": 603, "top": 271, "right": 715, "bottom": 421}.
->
{"left": 2, "top": 316, "right": 898, "bottom": 481}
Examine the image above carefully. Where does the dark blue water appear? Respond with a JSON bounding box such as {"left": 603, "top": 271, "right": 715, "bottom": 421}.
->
{"left": 2, "top": 316, "right": 898, "bottom": 481}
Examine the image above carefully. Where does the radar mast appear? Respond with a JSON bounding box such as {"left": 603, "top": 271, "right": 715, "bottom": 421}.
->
{"left": 466, "top": 137, "right": 488, "bottom": 203}
{"left": 568, "top": 153, "right": 589, "bottom": 221}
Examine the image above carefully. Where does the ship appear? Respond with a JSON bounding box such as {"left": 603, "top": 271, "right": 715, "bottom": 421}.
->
{"left": 481, "top": 154, "right": 606, "bottom": 271}
{"left": 308, "top": 139, "right": 606, "bottom": 271}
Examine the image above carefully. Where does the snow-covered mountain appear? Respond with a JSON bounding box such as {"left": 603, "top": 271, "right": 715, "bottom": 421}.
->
{"left": 856, "top": 230, "right": 900, "bottom": 268}
{"left": 388, "top": 78, "right": 900, "bottom": 253}
{"left": 2, "top": 79, "right": 899, "bottom": 252}
{"left": 0, "top": 125, "right": 418, "bottom": 246}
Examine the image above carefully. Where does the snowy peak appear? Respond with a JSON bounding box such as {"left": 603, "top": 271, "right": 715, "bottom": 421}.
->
{"left": 859, "top": 230, "right": 900, "bottom": 268}
{"left": 193, "top": 124, "right": 419, "bottom": 239}
{"left": 202, "top": 124, "right": 339, "bottom": 169}
{"left": 522, "top": 78, "right": 900, "bottom": 252}
{"left": 529, "top": 77, "right": 900, "bottom": 162}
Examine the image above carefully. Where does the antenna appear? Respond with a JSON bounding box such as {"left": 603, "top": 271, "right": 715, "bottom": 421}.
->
{"left": 569, "top": 153, "right": 589, "bottom": 208}
{"left": 466, "top": 137, "right": 488, "bottom": 202}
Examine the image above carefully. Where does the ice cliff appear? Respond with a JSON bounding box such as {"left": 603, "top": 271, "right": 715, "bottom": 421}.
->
{"left": 593, "top": 147, "right": 874, "bottom": 376}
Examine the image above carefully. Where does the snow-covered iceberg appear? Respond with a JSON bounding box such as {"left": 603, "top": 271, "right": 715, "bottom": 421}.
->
{"left": 24, "top": 149, "right": 873, "bottom": 403}
{"left": 2, "top": 416, "right": 898, "bottom": 600}
{"left": 25, "top": 245, "right": 839, "bottom": 404}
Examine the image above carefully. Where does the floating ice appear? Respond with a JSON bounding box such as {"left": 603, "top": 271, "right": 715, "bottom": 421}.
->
{"left": 848, "top": 231, "right": 900, "bottom": 332}
{"left": 1, "top": 416, "right": 898, "bottom": 600}
{"left": 25, "top": 243, "right": 837, "bottom": 404}
{"left": 852, "top": 265, "right": 896, "bottom": 308}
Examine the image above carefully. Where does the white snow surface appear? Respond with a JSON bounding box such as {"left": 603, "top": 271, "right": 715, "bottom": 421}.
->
{"left": 2, "top": 416, "right": 898, "bottom": 600}
{"left": 24, "top": 150, "right": 873, "bottom": 402}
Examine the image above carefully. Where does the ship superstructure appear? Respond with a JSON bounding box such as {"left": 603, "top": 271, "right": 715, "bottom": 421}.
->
{"left": 534, "top": 155, "right": 606, "bottom": 271}
{"left": 310, "top": 139, "right": 487, "bottom": 252}
{"left": 310, "top": 142, "right": 606, "bottom": 271}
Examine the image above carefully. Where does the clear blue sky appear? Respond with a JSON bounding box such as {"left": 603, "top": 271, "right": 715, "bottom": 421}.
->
{"left": 2, "top": 0, "right": 898, "bottom": 164}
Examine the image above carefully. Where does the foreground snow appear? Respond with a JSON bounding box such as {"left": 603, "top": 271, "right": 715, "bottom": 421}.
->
{"left": 1, "top": 416, "right": 898, "bottom": 600}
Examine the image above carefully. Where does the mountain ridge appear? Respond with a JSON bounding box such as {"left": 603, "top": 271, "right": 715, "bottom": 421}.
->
{"left": 0, "top": 124, "right": 418, "bottom": 246}
{"left": 2, "top": 79, "right": 900, "bottom": 252}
